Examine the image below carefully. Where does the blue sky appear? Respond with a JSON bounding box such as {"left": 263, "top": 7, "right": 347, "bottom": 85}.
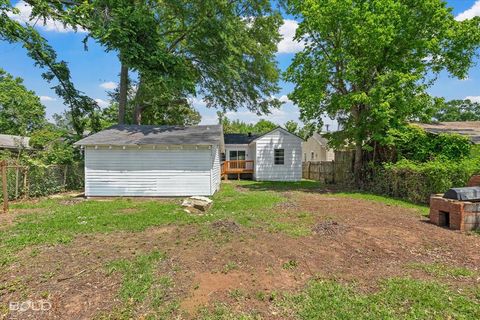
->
{"left": 1, "top": 0, "right": 480, "bottom": 130}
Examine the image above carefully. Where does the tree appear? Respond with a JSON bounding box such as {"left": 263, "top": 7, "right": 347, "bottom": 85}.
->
{"left": 101, "top": 75, "right": 202, "bottom": 127}
{"left": 0, "top": 1, "right": 100, "bottom": 137}
{"left": 29, "top": 126, "right": 77, "bottom": 165}
{"left": 285, "top": 0, "right": 480, "bottom": 182}
{"left": 0, "top": 68, "right": 45, "bottom": 135}
{"left": 220, "top": 116, "right": 277, "bottom": 134}
{"left": 60, "top": 0, "right": 283, "bottom": 123}
{"left": 432, "top": 99, "right": 480, "bottom": 122}
{"left": 284, "top": 120, "right": 299, "bottom": 135}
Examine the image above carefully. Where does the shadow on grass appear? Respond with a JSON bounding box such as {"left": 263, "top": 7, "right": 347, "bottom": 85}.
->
{"left": 235, "top": 180, "right": 429, "bottom": 216}
{"left": 237, "top": 180, "right": 335, "bottom": 193}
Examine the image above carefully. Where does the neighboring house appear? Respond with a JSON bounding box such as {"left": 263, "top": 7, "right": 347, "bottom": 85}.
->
{"left": 302, "top": 133, "right": 334, "bottom": 162}
{"left": 0, "top": 134, "right": 30, "bottom": 151}
{"left": 74, "top": 125, "right": 224, "bottom": 197}
{"left": 416, "top": 121, "right": 480, "bottom": 144}
{"left": 223, "top": 127, "right": 303, "bottom": 181}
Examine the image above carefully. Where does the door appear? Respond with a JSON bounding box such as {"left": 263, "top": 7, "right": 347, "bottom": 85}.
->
{"left": 229, "top": 150, "right": 246, "bottom": 169}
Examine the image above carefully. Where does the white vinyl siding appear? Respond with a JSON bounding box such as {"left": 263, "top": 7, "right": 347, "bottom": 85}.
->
{"left": 210, "top": 145, "right": 221, "bottom": 194}
{"left": 254, "top": 129, "right": 302, "bottom": 181}
{"left": 84, "top": 146, "right": 219, "bottom": 197}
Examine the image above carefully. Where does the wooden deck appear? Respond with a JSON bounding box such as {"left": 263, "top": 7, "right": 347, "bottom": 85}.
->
{"left": 221, "top": 160, "right": 254, "bottom": 179}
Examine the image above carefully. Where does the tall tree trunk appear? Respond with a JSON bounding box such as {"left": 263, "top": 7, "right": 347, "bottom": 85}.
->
{"left": 118, "top": 62, "right": 128, "bottom": 124}
{"left": 133, "top": 74, "right": 144, "bottom": 125}
{"left": 352, "top": 104, "right": 363, "bottom": 185}
{"left": 134, "top": 104, "right": 143, "bottom": 125}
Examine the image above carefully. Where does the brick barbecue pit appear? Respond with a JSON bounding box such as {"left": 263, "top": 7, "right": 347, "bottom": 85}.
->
{"left": 429, "top": 176, "right": 480, "bottom": 231}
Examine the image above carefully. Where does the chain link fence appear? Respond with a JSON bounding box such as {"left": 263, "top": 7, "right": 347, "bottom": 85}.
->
{"left": 1, "top": 162, "right": 84, "bottom": 201}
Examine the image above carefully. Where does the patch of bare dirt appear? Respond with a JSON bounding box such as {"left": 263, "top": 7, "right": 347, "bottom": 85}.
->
{"left": 312, "top": 220, "right": 346, "bottom": 236}
{"left": 1, "top": 191, "right": 480, "bottom": 319}
{"left": 58, "top": 198, "right": 85, "bottom": 206}
{"left": 0, "top": 208, "right": 44, "bottom": 229}
{"left": 211, "top": 220, "right": 241, "bottom": 233}
{"left": 274, "top": 201, "right": 300, "bottom": 211}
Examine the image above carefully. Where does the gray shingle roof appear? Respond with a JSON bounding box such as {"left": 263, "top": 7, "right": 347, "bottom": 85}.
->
{"left": 74, "top": 125, "right": 223, "bottom": 146}
{"left": 0, "top": 134, "right": 30, "bottom": 149}
{"left": 415, "top": 122, "right": 480, "bottom": 144}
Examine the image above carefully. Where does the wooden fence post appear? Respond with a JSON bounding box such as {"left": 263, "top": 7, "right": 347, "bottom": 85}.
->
{"left": 63, "top": 165, "right": 68, "bottom": 190}
{"left": 23, "top": 167, "right": 29, "bottom": 199}
{"left": 15, "top": 167, "right": 19, "bottom": 199}
{"left": 1, "top": 160, "right": 8, "bottom": 214}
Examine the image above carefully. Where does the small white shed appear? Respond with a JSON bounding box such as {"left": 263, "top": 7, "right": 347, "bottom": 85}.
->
{"left": 74, "top": 125, "right": 224, "bottom": 197}
{"left": 223, "top": 127, "right": 303, "bottom": 181}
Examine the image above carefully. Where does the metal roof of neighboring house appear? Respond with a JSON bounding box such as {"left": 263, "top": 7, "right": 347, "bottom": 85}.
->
{"left": 224, "top": 133, "right": 259, "bottom": 145}
{"left": 0, "top": 134, "right": 30, "bottom": 149}
{"left": 415, "top": 121, "right": 480, "bottom": 144}
{"left": 74, "top": 125, "right": 224, "bottom": 146}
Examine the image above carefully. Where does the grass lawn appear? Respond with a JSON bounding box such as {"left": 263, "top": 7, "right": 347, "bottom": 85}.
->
{"left": 0, "top": 181, "right": 478, "bottom": 319}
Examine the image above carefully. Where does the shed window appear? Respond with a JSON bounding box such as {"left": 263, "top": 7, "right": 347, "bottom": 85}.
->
{"left": 311, "top": 151, "right": 314, "bottom": 160}
{"left": 274, "top": 149, "right": 285, "bottom": 165}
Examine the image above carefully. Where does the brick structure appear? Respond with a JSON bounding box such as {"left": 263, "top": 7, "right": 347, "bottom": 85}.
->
{"left": 467, "top": 175, "right": 480, "bottom": 187}
{"left": 430, "top": 195, "right": 480, "bottom": 231}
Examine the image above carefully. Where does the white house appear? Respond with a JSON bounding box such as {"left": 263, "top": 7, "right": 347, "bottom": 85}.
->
{"left": 302, "top": 133, "right": 334, "bottom": 162}
{"left": 223, "top": 127, "right": 303, "bottom": 181}
{"left": 74, "top": 125, "right": 224, "bottom": 197}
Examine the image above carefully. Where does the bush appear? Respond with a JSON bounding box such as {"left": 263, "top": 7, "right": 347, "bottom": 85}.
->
{"left": 365, "top": 158, "right": 480, "bottom": 204}
{"left": 389, "top": 125, "right": 472, "bottom": 162}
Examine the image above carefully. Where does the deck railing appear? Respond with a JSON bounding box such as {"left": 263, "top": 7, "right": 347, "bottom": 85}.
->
{"left": 221, "top": 160, "right": 254, "bottom": 177}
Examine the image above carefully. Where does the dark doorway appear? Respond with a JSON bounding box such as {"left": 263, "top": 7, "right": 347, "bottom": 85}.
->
{"left": 438, "top": 211, "right": 450, "bottom": 228}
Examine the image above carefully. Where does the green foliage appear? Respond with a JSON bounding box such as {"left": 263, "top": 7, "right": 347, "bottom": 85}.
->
{"left": 433, "top": 98, "right": 480, "bottom": 122}
{"left": 221, "top": 116, "right": 278, "bottom": 134}
{"left": 389, "top": 125, "right": 472, "bottom": 162}
{"left": 280, "top": 278, "right": 480, "bottom": 319}
{"left": 101, "top": 74, "right": 201, "bottom": 127}
{"left": 65, "top": 0, "right": 283, "bottom": 116}
{"left": 284, "top": 120, "right": 299, "bottom": 135}
{"left": 29, "top": 128, "right": 76, "bottom": 165}
{"left": 366, "top": 158, "right": 480, "bottom": 204}
{"left": 0, "top": 2, "right": 100, "bottom": 136}
{"left": 285, "top": 0, "right": 480, "bottom": 171}
{"left": 0, "top": 68, "right": 45, "bottom": 135}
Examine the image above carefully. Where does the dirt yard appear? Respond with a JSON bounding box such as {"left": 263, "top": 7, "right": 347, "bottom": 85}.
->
{"left": 0, "top": 181, "right": 479, "bottom": 319}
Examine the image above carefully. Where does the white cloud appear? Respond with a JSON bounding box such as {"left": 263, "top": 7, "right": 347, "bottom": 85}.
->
{"left": 279, "top": 95, "right": 292, "bottom": 104}
{"left": 278, "top": 20, "right": 305, "bottom": 54}
{"left": 200, "top": 115, "right": 218, "bottom": 125}
{"left": 99, "top": 81, "right": 118, "bottom": 90}
{"left": 456, "top": 1, "right": 480, "bottom": 21}
{"left": 465, "top": 96, "right": 480, "bottom": 103}
{"left": 94, "top": 98, "right": 110, "bottom": 108}
{"left": 39, "top": 95, "right": 55, "bottom": 102}
{"left": 8, "top": 1, "right": 85, "bottom": 33}
{"left": 190, "top": 97, "right": 207, "bottom": 108}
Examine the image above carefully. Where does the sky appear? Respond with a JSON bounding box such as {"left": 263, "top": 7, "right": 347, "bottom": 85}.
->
{"left": 1, "top": 0, "right": 480, "bottom": 131}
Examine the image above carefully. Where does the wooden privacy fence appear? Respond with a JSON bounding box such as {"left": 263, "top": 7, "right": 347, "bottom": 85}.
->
{"left": 302, "top": 160, "right": 353, "bottom": 184}
{"left": 0, "top": 161, "right": 84, "bottom": 213}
